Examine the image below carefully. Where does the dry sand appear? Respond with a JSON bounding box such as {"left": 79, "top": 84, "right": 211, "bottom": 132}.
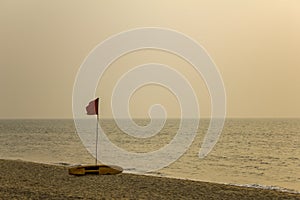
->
{"left": 0, "top": 159, "right": 299, "bottom": 200}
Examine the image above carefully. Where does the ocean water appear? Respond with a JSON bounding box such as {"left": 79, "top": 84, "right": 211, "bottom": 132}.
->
{"left": 0, "top": 118, "right": 299, "bottom": 192}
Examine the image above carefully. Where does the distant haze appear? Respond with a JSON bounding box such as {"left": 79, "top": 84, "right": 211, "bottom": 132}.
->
{"left": 1, "top": 0, "right": 300, "bottom": 119}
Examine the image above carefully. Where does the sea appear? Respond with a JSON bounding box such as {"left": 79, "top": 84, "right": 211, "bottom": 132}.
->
{"left": 0, "top": 118, "right": 299, "bottom": 193}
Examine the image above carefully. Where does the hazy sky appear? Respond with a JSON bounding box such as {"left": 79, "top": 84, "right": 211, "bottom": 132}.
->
{"left": 1, "top": 0, "right": 300, "bottom": 119}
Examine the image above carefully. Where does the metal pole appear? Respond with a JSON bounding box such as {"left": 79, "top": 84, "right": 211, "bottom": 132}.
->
{"left": 95, "top": 114, "right": 99, "bottom": 165}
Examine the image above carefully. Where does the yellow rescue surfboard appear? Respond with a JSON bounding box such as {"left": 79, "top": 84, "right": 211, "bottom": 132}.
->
{"left": 69, "top": 165, "right": 123, "bottom": 175}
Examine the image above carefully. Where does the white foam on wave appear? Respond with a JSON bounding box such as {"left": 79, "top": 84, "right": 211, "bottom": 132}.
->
{"left": 229, "top": 183, "right": 300, "bottom": 194}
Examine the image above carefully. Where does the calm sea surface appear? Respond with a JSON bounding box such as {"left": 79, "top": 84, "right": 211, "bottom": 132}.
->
{"left": 0, "top": 119, "right": 299, "bottom": 192}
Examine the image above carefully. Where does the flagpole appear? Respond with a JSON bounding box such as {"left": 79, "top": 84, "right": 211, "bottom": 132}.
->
{"left": 95, "top": 113, "right": 99, "bottom": 165}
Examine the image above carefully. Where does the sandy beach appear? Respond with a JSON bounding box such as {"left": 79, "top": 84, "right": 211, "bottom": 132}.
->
{"left": 0, "top": 159, "right": 299, "bottom": 199}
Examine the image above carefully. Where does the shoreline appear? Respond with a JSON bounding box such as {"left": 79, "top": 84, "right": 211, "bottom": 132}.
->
{"left": 128, "top": 170, "right": 300, "bottom": 195}
{"left": 0, "top": 159, "right": 299, "bottom": 199}
{"left": 4, "top": 158, "right": 299, "bottom": 194}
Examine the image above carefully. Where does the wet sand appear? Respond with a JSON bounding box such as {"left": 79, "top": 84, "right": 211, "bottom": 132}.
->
{"left": 0, "top": 159, "right": 299, "bottom": 200}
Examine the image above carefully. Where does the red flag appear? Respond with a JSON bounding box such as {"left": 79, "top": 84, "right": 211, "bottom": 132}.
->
{"left": 86, "top": 98, "right": 99, "bottom": 115}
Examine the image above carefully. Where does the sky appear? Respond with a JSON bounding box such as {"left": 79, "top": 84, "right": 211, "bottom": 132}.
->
{"left": 1, "top": 0, "right": 300, "bottom": 119}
